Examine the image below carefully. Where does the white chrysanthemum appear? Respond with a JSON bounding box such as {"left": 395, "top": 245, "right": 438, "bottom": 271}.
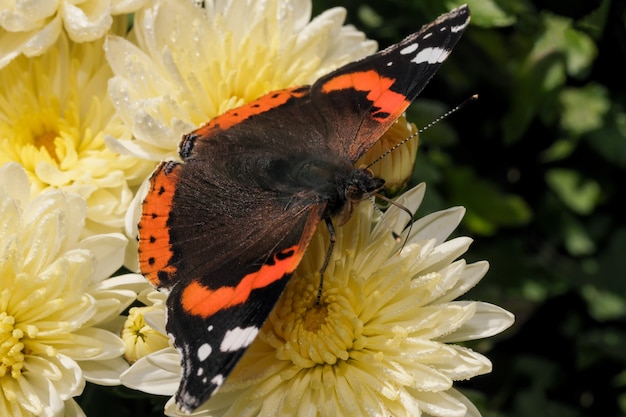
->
{"left": 0, "top": 162, "right": 146, "bottom": 416}
{"left": 120, "top": 184, "right": 514, "bottom": 417}
{"left": 0, "top": 0, "right": 148, "bottom": 68}
{"left": 0, "top": 32, "right": 153, "bottom": 236}
{"left": 104, "top": 0, "right": 378, "bottom": 162}
{"left": 122, "top": 287, "right": 170, "bottom": 364}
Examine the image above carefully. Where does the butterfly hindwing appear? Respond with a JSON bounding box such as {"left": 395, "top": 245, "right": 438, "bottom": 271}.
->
{"left": 138, "top": 161, "right": 182, "bottom": 289}
{"left": 166, "top": 206, "right": 323, "bottom": 412}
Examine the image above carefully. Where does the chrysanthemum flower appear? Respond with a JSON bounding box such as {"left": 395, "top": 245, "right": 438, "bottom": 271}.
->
{"left": 122, "top": 288, "right": 170, "bottom": 364}
{"left": 120, "top": 183, "right": 514, "bottom": 417}
{"left": 0, "top": 33, "right": 153, "bottom": 236}
{"left": 0, "top": 0, "right": 148, "bottom": 68}
{"left": 104, "top": 0, "right": 378, "bottom": 162}
{"left": 0, "top": 162, "right": 144, "bottom": 416}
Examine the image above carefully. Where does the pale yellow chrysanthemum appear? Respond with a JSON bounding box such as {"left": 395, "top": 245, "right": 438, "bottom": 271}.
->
{"left": 0, "top": 0, "right": 149, "bottom": 68}
{"left": 122, "top": 288, "right": 170, "bottom": 364}
{"left": 0, "top": 32, "right": 153, "bottom": 236}
{"left": 120, "top": 184, "right": 514, "bottom": 417}
{"left": 0, "top": 162, "right": 144, "bottom": 417}
{"left": 104, "top": 0, "right": 378, "bottom": 162}
{"left": 358, "top": 116, "right": 419, "bottom": 195}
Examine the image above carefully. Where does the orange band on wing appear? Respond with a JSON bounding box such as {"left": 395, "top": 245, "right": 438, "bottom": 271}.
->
{"left": 320, "top": 70, "right": 409, "bottom": 121}
{"left": 138, "top": 162, "right": 181, "bottom": 287}
{"left": 181, "top": 245, "right": 302, "bottom": 319}
{"left": 191, "top": 86, "right": 308, "bottom": 136}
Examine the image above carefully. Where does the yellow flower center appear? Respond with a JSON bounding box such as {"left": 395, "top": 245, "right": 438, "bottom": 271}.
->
{"left": 0, "top": 287, "right": 61, "bottom": 382}
{"left": 302, "top": 303, "right": 328, "bottom": 332}
{"left": 271, "top": 272, "right": 367, "bottom": 368}
{"left": 4, "top": 105, "right": 66, "bottom": 167}
{"left": 122, "top": 306, "right": 170, "bottom": 363}
{"left": 0, "top": 312, "right": 25, "bottom": 379}
{"left": 33, "top": 131, "right": 60, "bottom": 163}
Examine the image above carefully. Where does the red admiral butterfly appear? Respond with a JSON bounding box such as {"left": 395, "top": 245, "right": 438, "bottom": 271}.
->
{"left": 138, "top": 5, "right": 470, "bottom": 412}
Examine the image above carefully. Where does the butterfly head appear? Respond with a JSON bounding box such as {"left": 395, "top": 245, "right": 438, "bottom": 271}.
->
{"left": 333, "top": 168, "right": 385, "bottom": 225}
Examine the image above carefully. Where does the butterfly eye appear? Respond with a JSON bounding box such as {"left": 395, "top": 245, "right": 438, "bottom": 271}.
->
{"left": 344, "top": 169, "right": 385, "bottom": 208}
{"left": 346, "top": 184, "right": 362, "bottom": 202}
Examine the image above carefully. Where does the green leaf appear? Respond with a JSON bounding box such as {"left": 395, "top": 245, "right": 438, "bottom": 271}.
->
{"left": 585, "top": 110, "right": 626, "bottom": 168}
{"left": 356, "top": 4, "right": 383, "bottom": 28}
{"left": 578, "top": 0, "right": 611, "bottom": 39}
{"left": 531, "top": 13, "right": 597, "bottom": 78}
{"left": 445, "top": 167, "right": 532, "bottom": 235}
{"left": 545, "top": 168, "right": 601, "bottom": 215}
{"left": 501, "top": 54, "right": 565, "bottom": 144}
{"left": 562, "top": 214, "right": 596, "bottom": 255}
{"left": 540, "top": 137, "right": 577, "bottom": 162}
{"left": 559, "top": 84, "right": 610, "bottom": 135}
{"left": 562, "top": 24, "right": 598, "bottom": 77}
{"left": 582, "top": 285, "right": 626, "bottom": 321}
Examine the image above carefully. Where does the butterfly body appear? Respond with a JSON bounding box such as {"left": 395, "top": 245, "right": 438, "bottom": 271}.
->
{"left": 138, "top": 5, "right": 470, "bottom": 413}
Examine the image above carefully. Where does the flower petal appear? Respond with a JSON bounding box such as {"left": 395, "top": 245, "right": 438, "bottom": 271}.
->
{"left": 120, "top": 348, "right": 181, "bottom": 396}
{"left": 412, "top": 389, "right": 468, "bottom": 417}
{"left": 448, "top": 388, "right": 484, "bottom": 417}
{"left": 22, "top": 13, "right": 62, "bottom": 57}
{"left": 78, "top": 233, "right": 127, "bottom": 282}
{"left": 80, "top": 356, "right": 130, "bottom": 386}
{"left": 15, "top": 373, "right": 63, "bottom": 417}
{"left": 409, "top": 206, "right": 466, "bottom": 246}
{"left": 0, "top": 162, "right": 30, "bottom": 205}
{"left": 61, "top": 2, "right": 112, "bottom": 42}
{"left": 439, "top": 302, "right": 515, "bottom": 343}
{"left": 434, "top": 261, "right": 489, "bottom": 303}
{"left": 437, "top": 345, "right": 493, "bottom": 380}
{"left": 63, "top": 399, "right": 87, "bottom": 417}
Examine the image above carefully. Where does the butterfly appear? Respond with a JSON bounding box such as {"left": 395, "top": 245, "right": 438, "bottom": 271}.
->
{"left": 138, "top": 5, "right": 470, "bottom": 413}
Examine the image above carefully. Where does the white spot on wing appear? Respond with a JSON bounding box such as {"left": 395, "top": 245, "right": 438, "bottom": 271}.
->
{"left": 399, "top": 43, "right": 418, "bottom": 55}
{"left": 211, "top": 374, "right": 224, "bottom": 387}
{"left": 220, "top": 326, "right": 259, "bottom": 352}
{"left": 197, "top": 343, "right": 212, "bottom": 361}
{"left": 411, "top": 47, "right": 450, "bottom": 64}
{"left": 197, "top": 367, "right": 204, "bottom": 376}
{"left": 451, "top": 20, "right": 470, "bottom": 33}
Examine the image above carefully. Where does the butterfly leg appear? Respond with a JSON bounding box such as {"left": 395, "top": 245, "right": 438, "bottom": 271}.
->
{"left": 316, "top": 217, "right": 336, "bottom": 305}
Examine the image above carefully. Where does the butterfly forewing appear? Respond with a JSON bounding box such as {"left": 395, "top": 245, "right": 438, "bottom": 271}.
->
{"left": 311, "top": 5, "right": 470, "bottom": 162}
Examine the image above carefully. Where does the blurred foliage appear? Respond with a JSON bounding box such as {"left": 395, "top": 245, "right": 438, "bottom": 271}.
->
{"left": 313, "top": 0, "right": 625, "bottom": 415}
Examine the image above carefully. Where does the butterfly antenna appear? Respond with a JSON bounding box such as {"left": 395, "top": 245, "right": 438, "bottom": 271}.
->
{"left": 366, "top": 94, "right": 478, "bottom": 170}
{"left": 419, "top": 93, "right": 478, "bottom": 134}
{"left": 370, "top": 194, "right": 414, "bottom": 251}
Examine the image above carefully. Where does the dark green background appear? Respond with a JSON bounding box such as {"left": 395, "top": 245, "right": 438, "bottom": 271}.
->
{"left": 79, "top": 0, "right": 626, "bottom": 415}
